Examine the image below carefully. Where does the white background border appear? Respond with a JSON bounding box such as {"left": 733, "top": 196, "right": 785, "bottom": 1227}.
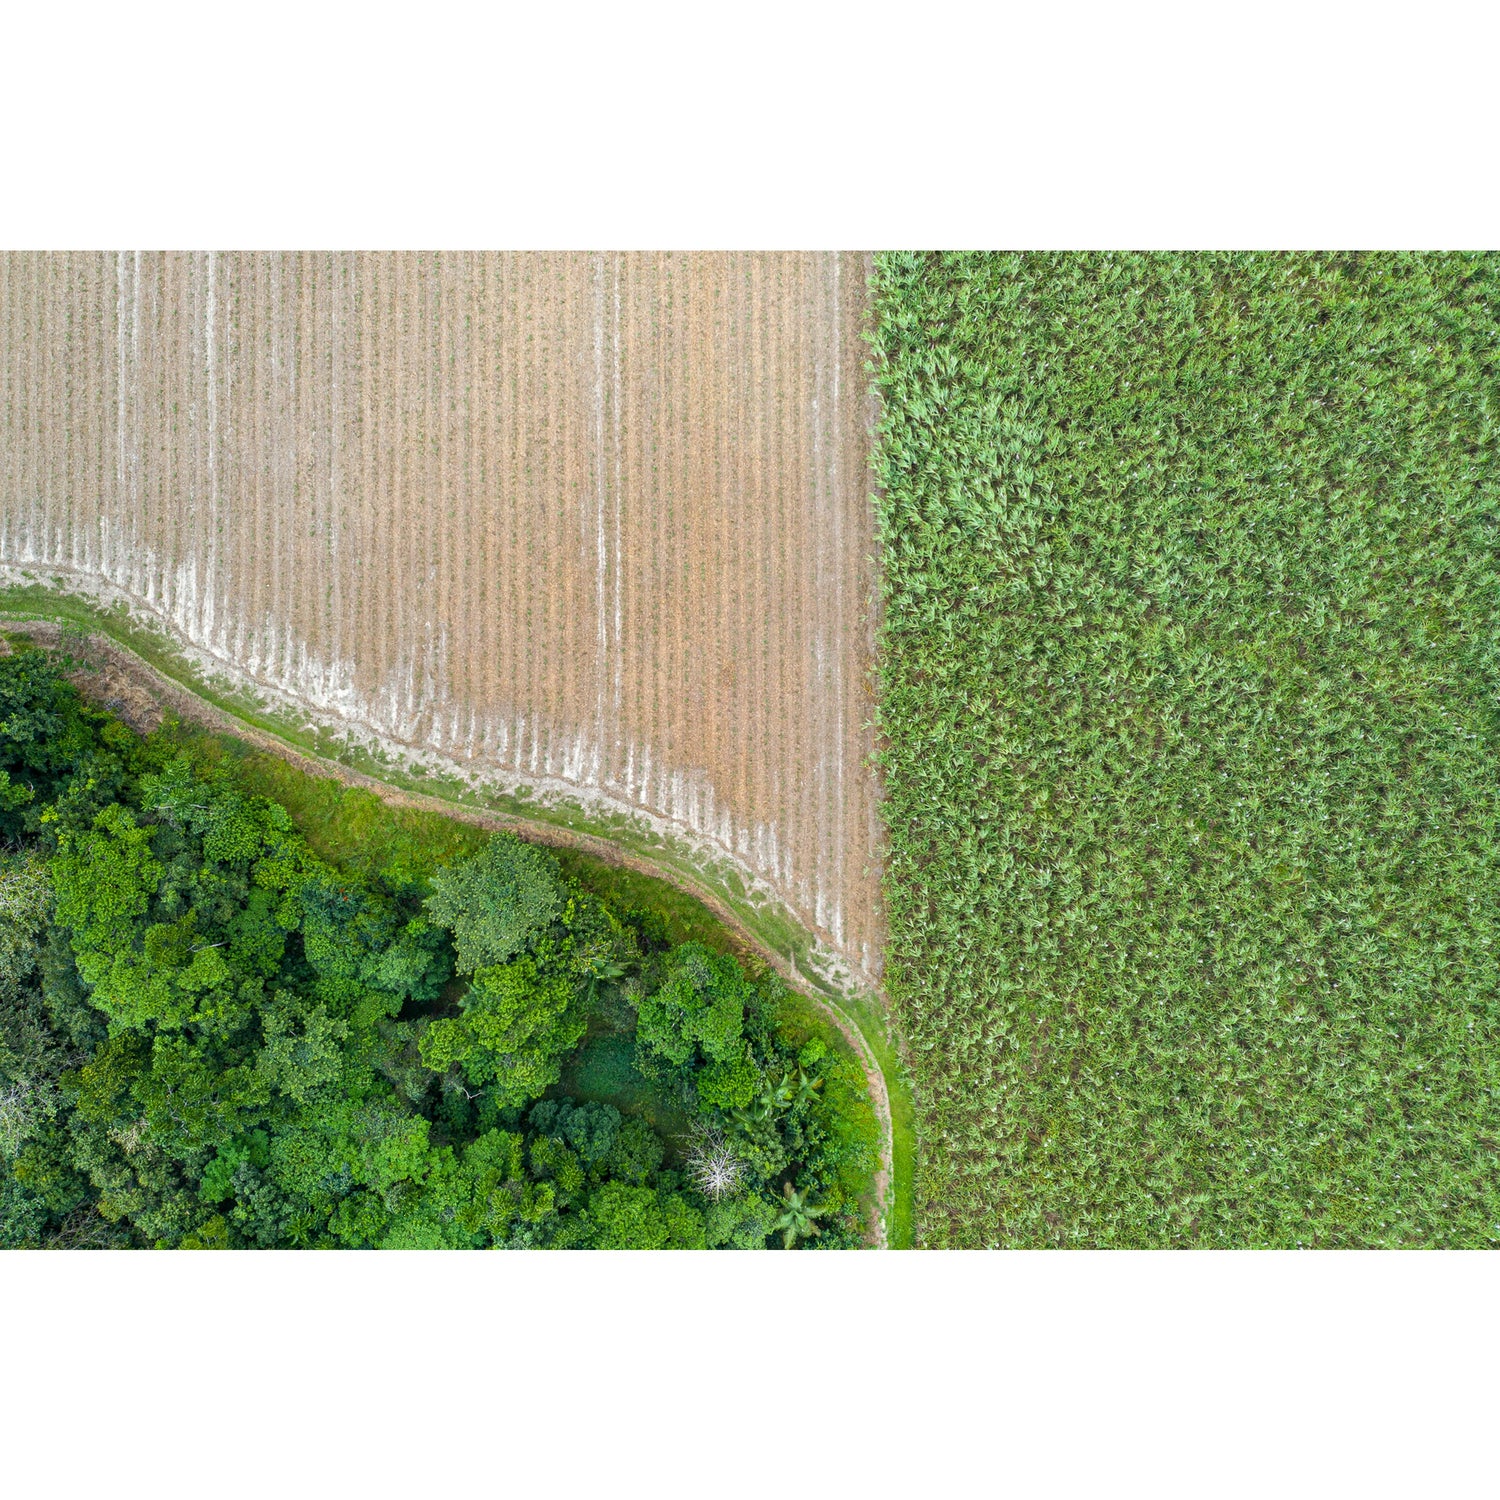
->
{"left": 4, "top": 3, "right": 1497, "bottom": 1492}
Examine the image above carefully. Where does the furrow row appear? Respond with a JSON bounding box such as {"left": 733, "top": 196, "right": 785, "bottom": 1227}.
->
{"left": 0, "top": 252, "right": 883, "bottom": 983}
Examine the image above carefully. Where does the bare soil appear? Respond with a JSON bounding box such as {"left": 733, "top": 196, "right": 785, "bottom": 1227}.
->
{"left": 0, "top": 253, "right": 883, "bottom": 989}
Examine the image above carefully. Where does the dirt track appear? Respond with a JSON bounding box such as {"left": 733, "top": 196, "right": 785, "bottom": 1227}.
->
{"left": 0, "top": 252, "right": 883, "bottom": 987}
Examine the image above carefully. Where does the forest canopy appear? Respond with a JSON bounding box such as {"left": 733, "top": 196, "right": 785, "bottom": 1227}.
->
{"left": 0, "top": 646, "right": 877, "bottom": 1249}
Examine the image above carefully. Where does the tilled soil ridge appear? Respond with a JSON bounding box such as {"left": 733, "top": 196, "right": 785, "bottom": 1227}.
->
{"left": 0, "top": 252, "right": 884, "bottom": 993}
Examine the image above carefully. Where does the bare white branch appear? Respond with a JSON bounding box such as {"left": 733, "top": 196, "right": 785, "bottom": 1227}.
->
{"left": 685, "top": 1125, "right": 746, "bottom": 1202}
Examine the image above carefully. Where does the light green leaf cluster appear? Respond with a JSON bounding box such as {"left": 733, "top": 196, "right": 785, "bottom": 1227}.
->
{"left": 872, "top": 252, "right": 1500, "bottom": 1248}
{"left": 425, "top": 831, "right": 565, "bottom": 972}
{"left": 418, "top": 953, "right": 587, "bottom": 1107}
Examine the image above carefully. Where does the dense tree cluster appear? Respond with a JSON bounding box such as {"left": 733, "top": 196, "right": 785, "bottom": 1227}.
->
{"left": 0, "top": 648, "right": 875, "bottom": 1249}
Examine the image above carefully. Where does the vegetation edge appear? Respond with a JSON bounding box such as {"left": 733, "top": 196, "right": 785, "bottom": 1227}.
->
{"left": 0, "top": 588, "right": 913, "bottom": 1247}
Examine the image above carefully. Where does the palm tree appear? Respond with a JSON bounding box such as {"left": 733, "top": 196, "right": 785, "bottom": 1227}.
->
{"left": 791, "top": 1067, "right": 823, "bottom": 1109}
{"left": 730, "top": 1069, "right": 790, "bottom": 1128}
{"left": 774, "top": 1180, "right": 828, "bottom": 1248}
{"left": 574, "top": 952, "right": 628, "bottom": 1008}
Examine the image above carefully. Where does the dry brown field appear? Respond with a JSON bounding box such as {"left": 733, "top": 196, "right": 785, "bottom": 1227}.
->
{"left": 0, "top": 252, "right": 882, "bottom": 986}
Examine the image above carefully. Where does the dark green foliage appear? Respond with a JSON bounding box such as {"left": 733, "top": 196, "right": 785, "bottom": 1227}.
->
{"left": 0, "top": 1168, "right": 52, "bottom": 1246}
{"left": 773, "top": 1181, "right": 828, "bottom": 1250}
{"left": 528, "top": 1099, "right": 621, "bottom": 1166}
{"left": 0, "top": 652, "right": 877, "bottom": 1248}
{"left": 0, "top": 647, "right": 107, "bottom": 835}
{"left": 871, "top": 251, "right": 1500, "bottom": 1247}
{"left": 589, "top": 1181, "right": 706, "bottom": 1250}
{"left": 0, "top": 853, "right": 69, "bottom": 1168}
{"left": 608, "top": 1116, "right": 666, "bottom": 1185}
{"left": 418, "top": 862, "right": 632, "bottom": 1109}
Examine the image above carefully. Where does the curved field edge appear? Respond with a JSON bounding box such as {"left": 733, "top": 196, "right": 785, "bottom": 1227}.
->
{"left": 0, "top": 584, "right": 914, "bottom": 1248}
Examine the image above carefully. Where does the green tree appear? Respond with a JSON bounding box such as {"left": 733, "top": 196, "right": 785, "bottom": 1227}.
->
{"left": 0, "top": 852, "right": 62, "bottom": 1164}
{"left": 51, "top": 804, "right": 162, "bottom": 981}
{"left": 365, "top": 916, "right": 450, "bottom": 1002}
{"left": 705, "top": 1191, "right": 777, "bottom": 1250}
{"left": 0, "top": 647, "right": 874, "bottom": 1252}
{"left": 589, "top": 1181, "right": 706, "bottom": 1249}
{"left": 633, "top": 942, "right": 752, "bottom": 1068}
{"left": 529, "top": 1098, "right": 621, "bottom": 1168}
{"left": 418, "top": 953, "right": 586, "bottom": 1107}
{"left": 255, "top": 992, "right": 349, "bottom": 1105}
{"left": 696, "top": 1048, "right": 759, "bottom": 1110}
{"left": 0, "top": 648, "right": 107, "bottom": 832}
{"left": 605, "top": 1116, "right": 664, "bottom": 1185}
{"left": 528, "top": 1133, "right": 586, "bottom": 1204}
{"left": 773, "top": 1180, "right": 828, "bottom": 1249}
{"left": 425, "top": 833, "right": 565, "bottom": 972}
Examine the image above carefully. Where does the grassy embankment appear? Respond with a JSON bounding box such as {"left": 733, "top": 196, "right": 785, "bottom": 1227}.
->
{"left": 872, "top": 251, "right": 1500, "bottom": 1247}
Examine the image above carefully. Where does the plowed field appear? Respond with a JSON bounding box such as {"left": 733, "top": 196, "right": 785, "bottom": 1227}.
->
{"left": 0, "top": 252, "right": 882, "bottom": 986}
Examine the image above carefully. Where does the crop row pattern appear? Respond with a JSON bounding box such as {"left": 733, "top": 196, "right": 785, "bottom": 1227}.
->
{"left": 871, "top": 252, "right": 1500, "bottom": 1246}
